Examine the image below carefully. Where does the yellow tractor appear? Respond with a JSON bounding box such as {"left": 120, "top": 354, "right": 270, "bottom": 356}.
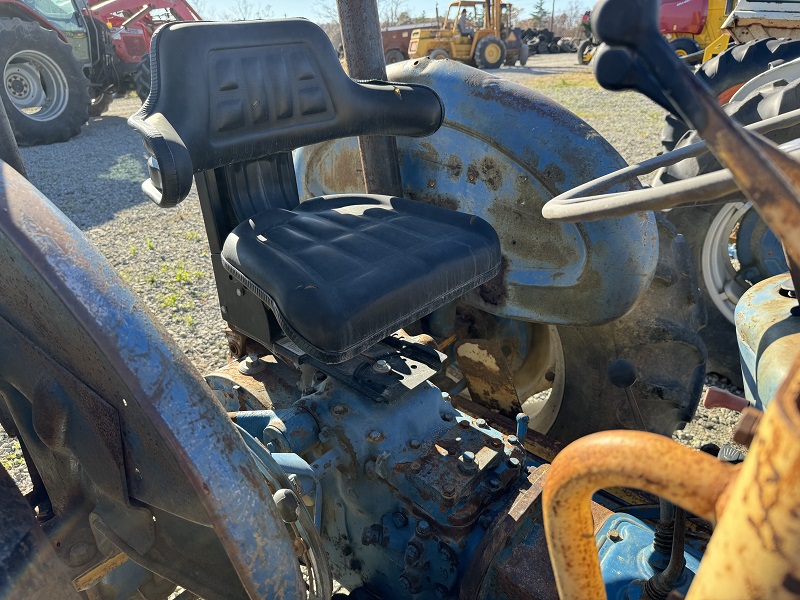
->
{"left": 408, "top": 0, "right": 527, "bottom": 69}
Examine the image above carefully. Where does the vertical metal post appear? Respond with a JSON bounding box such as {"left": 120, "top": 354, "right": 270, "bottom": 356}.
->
{"left": 336, "top": 0, "right": 403, "bottom": 196}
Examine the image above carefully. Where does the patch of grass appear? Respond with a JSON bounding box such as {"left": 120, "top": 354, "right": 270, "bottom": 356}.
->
{"left": 532, "top": 72, "right": 597, "bottom": 89}
{"left": 160, "top": 292, "right": 180, "bottom": 308}
{"left": 146, "top": 238, "right": 155, "bottom": 250}
{"left": 185, "top": 230, "right": 201, "bottom": 241}
{"left": 129, "top": 245, "right": 137, "bottom": 255}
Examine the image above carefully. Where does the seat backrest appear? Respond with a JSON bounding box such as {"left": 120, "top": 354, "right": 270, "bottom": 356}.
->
{"left": 129, "top": 19, "right": 445, "bottom": 207}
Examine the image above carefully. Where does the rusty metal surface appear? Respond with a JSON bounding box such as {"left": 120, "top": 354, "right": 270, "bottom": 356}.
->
{"left": 542, "top": 431, "right": 736, "bottom": 600}
{"left": 735, "top": 273, "right": 800, "bottom": 410}
{"left": 686, "top": 354, "right": 800, "bottom": 599}
{"left": 456, "top": 339, "right": 522, "bottom": 418}
{"left": 205, "top": 353, "right": 301, "bottom": 411}
{"left": 459, "top": 465, "right": 550, "bottom": 599}
{"left": 0, "top": 464, "right": 82, "bottom": 600}
{"left": 0, "top": 162, "right": 304, "bottom": 598}
{"left": 294, "top": 59, "right": 659, "bottom": 326}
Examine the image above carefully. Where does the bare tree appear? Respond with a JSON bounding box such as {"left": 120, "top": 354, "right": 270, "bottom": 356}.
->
{"left": 219, "top": 0, "right": 274, "bottom": 21}
{"left": 379, "top": 0, "right": 407, "bottom": 26}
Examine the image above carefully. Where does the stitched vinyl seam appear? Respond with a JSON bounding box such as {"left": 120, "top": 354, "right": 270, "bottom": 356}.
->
{"left": 221, "top": 254, "right": 500, "bottom": 363}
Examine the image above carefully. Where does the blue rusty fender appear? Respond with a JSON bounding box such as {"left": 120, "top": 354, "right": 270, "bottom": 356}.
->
{"left": 0, "top": 162, "right": 304, "bottom": 599}
{"left": 295, "top": 58, "right": 658, "bottom": 326}
{"left": 735, "top": 273, "right": 800, "bottom": 410}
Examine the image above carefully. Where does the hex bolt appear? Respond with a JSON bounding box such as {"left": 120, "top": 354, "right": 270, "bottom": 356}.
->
{"left": 409, "top": 439, "right": 421, "bottom": 449}
{"left": 458, "top": 419, "right": 471, "bottom": 430}
{"left": 368, "top": 430, "right": 383, "bottom": 443}
{"left": 508, "top": 435, "right": 519, "bottom": 445}
{"left": 507, "top": 456, "right": 521, "bottom": 469}
{"left": 488, "top": 477, "right": 502, "bottom": 491}
{"left": 442, "top": 482, "right": 456, "bottom": 498}
{"left": 462, "top": 451, "right": 475, "bottom": 463}
{"left": 476, "top": 418, "right": 487, "bottom": 428}
{"left": 373, "top": 359, "right": 391, "bottom": 374}
{"left": 405, "top": 544, "right": 419, "bottom": 560}
{"left": 441, "top": 412, "right": 454, "bottom": 422}
{"left": 399, "top": 575, "right": 412, "bottom": 591}
{"left": 393, "top": 512, "right": 408, "bottom": 528}
{"left": 331, "top": 404, "right": 347, "bottom": 416}
{"left": 608, "top": 529, "right": 623, "bottom": 543}
{"left": 410, "top": 461, "right": 421, "bottom": 473}
{"left": 238, "top": 352, "right": 266, "bottom": 375}
{"left": 416, "top": 520, "right": 431, "bottom": 537}
{"left": 490, "top": 438, "right": 503, "bottom": 449}
{"left": 441, "top": 392, "right": 451, "bottom": 404}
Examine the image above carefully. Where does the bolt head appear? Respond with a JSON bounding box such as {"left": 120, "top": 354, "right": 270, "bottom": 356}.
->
{"left": 332, "top": 404, "right": 347, "bottom": 416}
{"left": 608, "top": 529, "right": 623, "bottom": 543}
{"left": 508, "top": 435, "right": 519, "bottom": 445}
{"left": 462, "top": 451, "right": 475, "bottom": 463}
{"left": 442, "top": 482, "right": 456, "bottom": 497}
{"left": 488, "top": 477, "right": 502, "bottom": 490}
{"left": 393, "top": 512, "right": 408, "bottom": 528}
{"left": 410, "top": 461, "right": 421, "bottom": 473}
{"left": 416, "top": 520, "right": 431, "bottom": 536}
{"left": 368, "top": 430, "right": 382, "bottom": 442}
{"left": 507, "top": 456, "right": 521, "bottom": 469}
{"left": 490, "top": 438, "right": 503, "bottom": 448}
{"left": 441, "top": 392, "right": 451, "bottom": 403}
{"left": 458, "top": 419, "right": 471, "bottom": 429}
{"left": 406, "top": 545, "right": 419, "bottom": 559}
{"left": 441, "top": 412, "right": 454, "bottom": 421}
{"left": 373, "top": 359, "right": 391, "bottom": 374}
{"left": 399, "top": 575, "right": 412, "bottom": 590}
{"left": 409, "top": 439, "right": 421, "bottom": 449}
{"left": 476, "top": 418, "right": 487, "bottom": 427}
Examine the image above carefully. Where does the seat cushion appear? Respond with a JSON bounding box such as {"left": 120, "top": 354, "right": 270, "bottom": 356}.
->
{"left": 221, "top": 194, "right": 501, "bottom": 363}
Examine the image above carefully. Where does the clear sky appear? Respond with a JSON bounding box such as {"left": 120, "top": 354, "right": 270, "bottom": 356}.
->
{"left": 201, "top": 0, "right": 591, "bottom": 22}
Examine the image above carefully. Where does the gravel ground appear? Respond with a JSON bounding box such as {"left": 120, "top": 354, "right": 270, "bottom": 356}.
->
{"left": 1, "top": 52, "right": 745, "bottom": 495}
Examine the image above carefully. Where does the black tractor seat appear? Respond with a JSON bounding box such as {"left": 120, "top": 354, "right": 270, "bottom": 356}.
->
{"left": 129, "top": 19, "right": 501, "bottom": 363}
{"left": 222, "top": 195, "right": 500, "bottom": 362}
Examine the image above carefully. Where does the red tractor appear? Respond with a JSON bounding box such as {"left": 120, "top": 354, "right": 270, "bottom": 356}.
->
{"left": 0, "top": 0, "right": 200, "bottom": 146}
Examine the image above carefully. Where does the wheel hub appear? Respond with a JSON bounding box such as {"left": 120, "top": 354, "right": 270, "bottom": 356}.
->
{"left": 4, "top": 50, "right": 69, "bottom": 121}
{"left": 485, "top": 43, "right": 501, "bottom": 63}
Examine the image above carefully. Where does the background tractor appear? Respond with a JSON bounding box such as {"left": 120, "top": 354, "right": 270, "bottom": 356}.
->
{"left": 408, "top": 0, "right": 528, "bottom": 68}
{"left": 0, "top": 0, "right": 200, "bottom": 146}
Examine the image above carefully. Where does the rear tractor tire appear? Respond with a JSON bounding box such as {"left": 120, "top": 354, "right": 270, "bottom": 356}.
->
{"left": 134, "top": 54, "right": 152, "bottom": 103}
{"left": 0, "top": 18, "right": 89, "bottom": 146}
{"left": 669, "top": 37, "right": 701, "bottom": 62}
{"left": 474, "top": 36, "right": 506, "bottom": 70}
{"left": 660, "top": 37, "right": 800, "bottom": 152}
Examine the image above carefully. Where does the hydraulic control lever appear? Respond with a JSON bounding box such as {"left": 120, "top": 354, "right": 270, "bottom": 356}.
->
{"left": 587, "top": 0, "right": 800, "bottom": 268}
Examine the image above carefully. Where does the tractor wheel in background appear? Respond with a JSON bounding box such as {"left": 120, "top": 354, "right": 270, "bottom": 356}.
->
{"left": 655, "top": 79, "right": 800, "bottom": 386}
{"left": 577, "top": 39, "right": 595, "bottom": 65}
{"left": 88, "top": 88, "right": 114, "bottom": 117}
{"left": 0, "top": 19, "right": 89, "bottom": 146}
{"left": 548, "top": 42, "right": 560, "bottom": 54}
{"left": 474, "top": 36, "right": 506, "bottom": 69}
{"left": 428, "top": 49, "right": 450, "bottom": 60}
{"left": 660, "top": 37, "right": 800, "bottom": 152}
{"left": 134, "top": 54, "right": 151, "bottom": 103}
{"left": 669, "top": 37, "right": 701, "bottom": 61}
{"left": 384, "top": 49, "right": 404, "bottom": 64}
{"left": 518, "top": 43, "right": 529, "bottom": 66}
